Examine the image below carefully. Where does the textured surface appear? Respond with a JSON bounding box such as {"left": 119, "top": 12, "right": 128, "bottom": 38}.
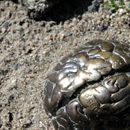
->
{"left": 44, "top": 39, "right": 130, "bottom": 130}
{"left": 19, "top": 0, "right": 63, "bottom": 19}
{"left": 0, "top": 0, "right": 130, "bottom": 130}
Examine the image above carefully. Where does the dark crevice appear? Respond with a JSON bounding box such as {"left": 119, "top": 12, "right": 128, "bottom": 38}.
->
{"left": 27, "top": 0, "right": 96, "bottom": 22}
{"left": 10, "top": 0, "right": 18, "bottom": 3}
{"left": 22, "top": 121, "right": 32, "bottom": 128}
{"left": 8, "top": 112, "right": 13, "bottom": 122}
{"left": 4, "top": 112, "right": 13, "bottom": 129}
{"left": 26, "top": 48, "right": 33, "bottom": 55}
{"left": 0, "top": 117, "right": 2, "bottom": 128}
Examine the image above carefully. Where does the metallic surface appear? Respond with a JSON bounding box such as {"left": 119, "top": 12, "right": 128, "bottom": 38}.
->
{"left": 44, "top": 39, "right": 130, "bottom": 130}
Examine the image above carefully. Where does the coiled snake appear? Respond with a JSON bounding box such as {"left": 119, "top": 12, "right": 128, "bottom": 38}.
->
{"left": 44, "top": 39, "right": 130, "bottom": 130}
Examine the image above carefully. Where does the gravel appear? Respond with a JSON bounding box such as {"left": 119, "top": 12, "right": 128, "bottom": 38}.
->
{"left": 0, "top": 0, "right": 130, "bottom": 130}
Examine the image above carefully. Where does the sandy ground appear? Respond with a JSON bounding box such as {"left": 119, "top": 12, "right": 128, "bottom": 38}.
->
{"left": 0, "top": 0, "right": 130, "bottom": 130}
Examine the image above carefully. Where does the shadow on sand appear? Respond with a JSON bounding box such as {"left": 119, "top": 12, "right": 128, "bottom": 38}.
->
{"left": 27, "top": 0, "right": 94, "bottom": 23}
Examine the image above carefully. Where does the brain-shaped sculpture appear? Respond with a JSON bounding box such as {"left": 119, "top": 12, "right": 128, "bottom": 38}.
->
{"left": 44, "top": 39, "right": 130, "bottom": 130}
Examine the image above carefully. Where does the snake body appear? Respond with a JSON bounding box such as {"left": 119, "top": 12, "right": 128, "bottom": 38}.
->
{"left": 44, "top": 39, "right": 130, "bottom": 130}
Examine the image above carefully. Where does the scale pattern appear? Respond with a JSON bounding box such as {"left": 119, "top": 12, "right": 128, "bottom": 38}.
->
{"left": 44, "top": 39, "right": 130, "bottom": 130}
